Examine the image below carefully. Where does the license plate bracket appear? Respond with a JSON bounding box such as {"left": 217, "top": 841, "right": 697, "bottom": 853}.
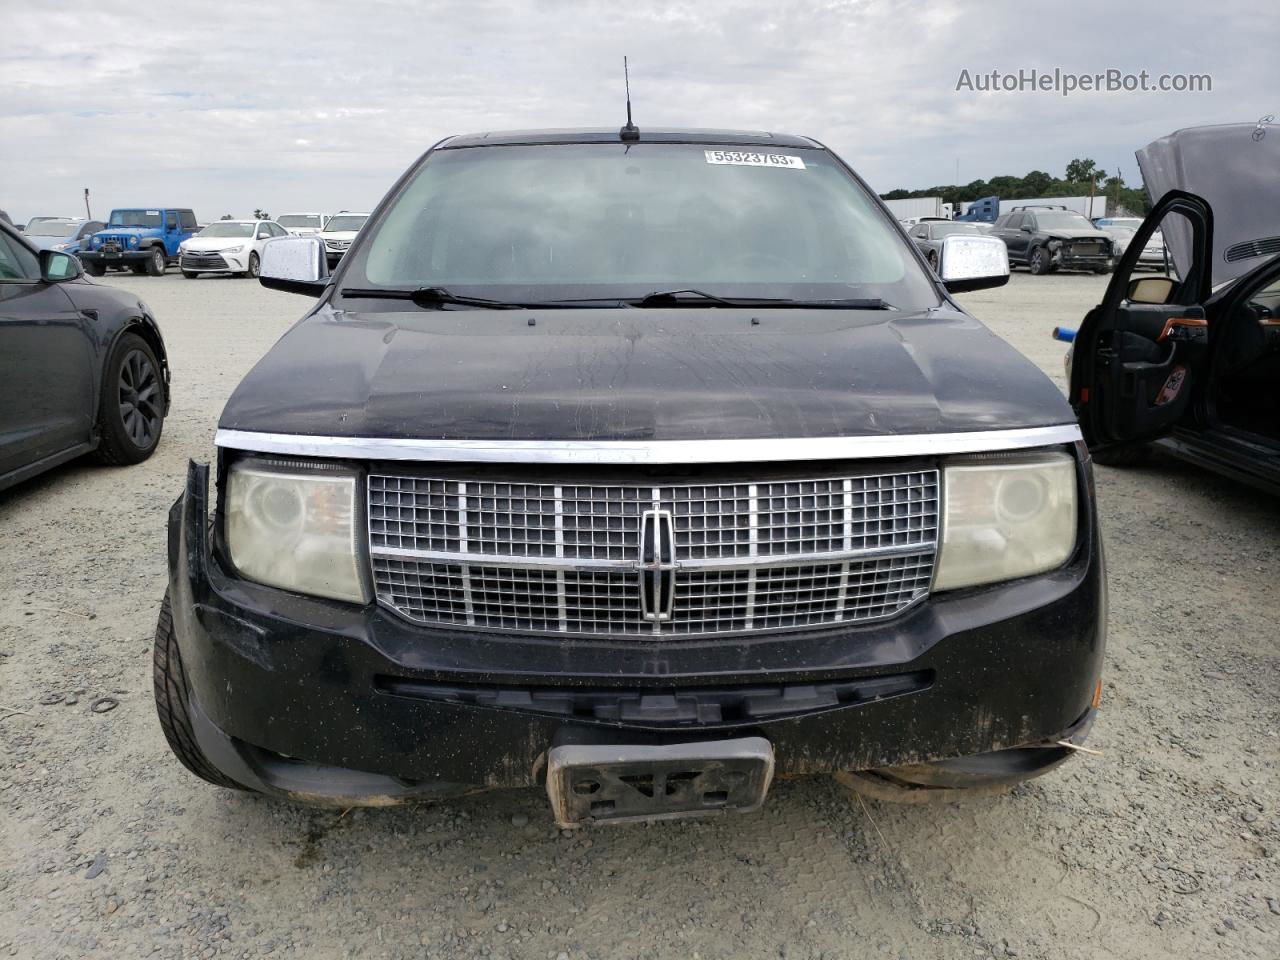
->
{"left": 546, "top": 737, "right": 774, "bottom": 827}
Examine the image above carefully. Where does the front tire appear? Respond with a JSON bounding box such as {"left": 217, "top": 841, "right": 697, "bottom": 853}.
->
{"left": 153, "top": 592, "right": 245, "bottom": 790}
{"left": 1028, "top": 246, "right": 1050, "bottom": 275}
{"left": 245, "top": 252, "right": 260, "bottom": 278}
{"left": 181, "top": 269, "right": 198, "bottom": 279}
{"left": 146, "top": 246, "right": 167, "bottom": 276}
{"left": 94, "top": 332, "right": 165, "bottom": 465}
{"left": 84, "top": 261, "right": 105, "bottom": 277}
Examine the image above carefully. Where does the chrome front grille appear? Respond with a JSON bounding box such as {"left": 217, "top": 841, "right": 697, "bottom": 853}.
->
{"left": 368, "top": 470, "right": 939, "bottom": 638}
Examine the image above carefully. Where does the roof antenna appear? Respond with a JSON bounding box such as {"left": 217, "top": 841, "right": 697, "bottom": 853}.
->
{"left": 620, "top": 56, "right": 639, "bottom": 141}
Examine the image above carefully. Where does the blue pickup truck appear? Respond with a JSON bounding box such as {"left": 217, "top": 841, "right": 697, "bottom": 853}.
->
{"left": 80, "top": 208, "right": 199, "bottom": 276}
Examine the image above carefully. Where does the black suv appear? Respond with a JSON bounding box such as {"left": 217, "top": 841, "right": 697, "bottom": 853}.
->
{"left": 155, "top": 128, "right": 1104, "bottom": 824}
{"left": 993, "top": 205, "right": 1114, "bottom": 275}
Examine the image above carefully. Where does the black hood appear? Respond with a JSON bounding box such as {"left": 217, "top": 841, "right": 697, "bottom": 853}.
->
{"left": 219, "top": 305, "right": 1072, "bottom": 442}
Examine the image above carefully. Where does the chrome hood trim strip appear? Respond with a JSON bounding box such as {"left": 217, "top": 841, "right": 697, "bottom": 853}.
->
{"left": 215, "top": 425, "right": 1082, "bottom": 464}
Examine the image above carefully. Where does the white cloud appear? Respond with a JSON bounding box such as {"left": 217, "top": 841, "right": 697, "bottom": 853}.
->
{"left": 1, "top": 0, "right": 1269, "bottom": 222}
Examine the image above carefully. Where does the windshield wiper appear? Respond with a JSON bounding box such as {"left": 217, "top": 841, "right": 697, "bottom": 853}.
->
{"left": 631, "top": 289, "right": 894, "bottom": 309}
{"left": 340, "top": 286, "right": 527, "bottom": 310}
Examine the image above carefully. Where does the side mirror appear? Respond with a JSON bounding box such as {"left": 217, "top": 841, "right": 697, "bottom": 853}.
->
{"left": 938, "top": 234, "right": 1010, "bottom": 293}
{"left": 1127, "top": 276, "right": 1175, "bottom": 305}
{"left": 1019, "top": 224, "right": 1033, "bottom": 233}
{"left": 40, "top": 249, "right": 83, "bottom": 283}
{"left": 259, "top": 236, "right": 330, "bottom": 295}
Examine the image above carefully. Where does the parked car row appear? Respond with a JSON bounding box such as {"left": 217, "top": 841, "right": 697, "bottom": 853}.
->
{"left": 14, "top": 209, "right": 369, "bottom": 278}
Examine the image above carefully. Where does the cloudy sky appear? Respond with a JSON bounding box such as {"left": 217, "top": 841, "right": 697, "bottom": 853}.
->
{"left": 2, "top": 0, "right": 1273, "bottom": 223}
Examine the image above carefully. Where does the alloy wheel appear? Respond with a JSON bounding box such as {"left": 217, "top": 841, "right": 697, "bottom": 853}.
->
{"left": 118, "top": 349, "right": 161, "bottom": 448}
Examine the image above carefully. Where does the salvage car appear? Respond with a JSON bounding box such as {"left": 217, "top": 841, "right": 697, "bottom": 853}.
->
{"left": 318, "top": 212, "right": 368, "bottom": 267}
{"left": 0, "top": 220, "right": 169, "bottom": 492}
{"left": 80, "top": 208, "right": 199, "bottom": 277}
{"left": 276, "top": 212, "right": 330, "bottom": 237}
{"left": 992, "top": 205, "right": 1114, "bottom": 275}
{"left": 1070, "top": 122, "right": 1280, "bottom": 493}
{"left": 1097, "top": 224, "right": 1166, "bottom": 271}
{"left": 21, "top": 217, "right": 105, "bottom": 256}
{"left": 906, "top": 220, "right": 990, "bottom": 270}
{"left": 178, "top": 219, "right": 289, "bottom": 278}
{"left": 155, "top": 127, "right": 1103, "bottom": 822}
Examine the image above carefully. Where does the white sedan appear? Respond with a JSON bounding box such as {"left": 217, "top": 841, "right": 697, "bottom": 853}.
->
{"left": 178, "top": 219, "right": 291, "bottom": 278}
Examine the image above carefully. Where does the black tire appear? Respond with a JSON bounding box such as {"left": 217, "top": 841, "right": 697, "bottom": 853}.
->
{"left": 94, "top": 332, "right": 165, "bottom": 465}
{"left": 1028, "top": 245, "right": 1050, "bottom": 275}
{"left": 1094, "top": 263, "right": 1113, "bottom": 275}
{"left": 181, "top": 270, "right": 198, "bottom": 279}
{"left": 84, "top": 261, "right": 106, "bottom": 277}
{"left": 130, "top": 263, "right": 147, "bottom": 275}
{"left": 927, "top": 250, "right": 938, "bottom": 271}
{"left": 145, "top": 246, "right": 167, "bottom": 276}
{"left": 153, "top": 592, "right": 245, "bottom": 790}
{"left": 1090, "top": 442, "right": 1150, "bottom": 467}
{"left": 245, "top": 252, "right": 260, "bottom": 278}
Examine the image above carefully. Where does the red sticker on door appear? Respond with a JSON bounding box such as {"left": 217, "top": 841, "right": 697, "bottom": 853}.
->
{"left": 1155, "top": 365, "right": 1186, "bottom": 406}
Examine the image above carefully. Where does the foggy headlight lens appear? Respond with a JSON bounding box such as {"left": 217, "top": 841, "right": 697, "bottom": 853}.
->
{"left": 225, "top": 459, "right": 369, "bottom": 604}
{"left": 933, "top": 453, "right": 1077, "bottom": 591}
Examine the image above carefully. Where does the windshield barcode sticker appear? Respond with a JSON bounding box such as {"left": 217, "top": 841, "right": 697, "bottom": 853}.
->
{"left": 704, "top": 150, "right": 806, "bottom": 169}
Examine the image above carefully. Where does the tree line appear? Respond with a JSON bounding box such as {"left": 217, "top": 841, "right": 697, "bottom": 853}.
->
{"left": 882, "top": 158, "right": 1149, "bottom": 216}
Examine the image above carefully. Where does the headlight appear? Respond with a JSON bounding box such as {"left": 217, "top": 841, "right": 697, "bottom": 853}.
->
{"left": 1047, "top": 239, "right": 1062, "bottom": 250}
{"left": 933, "top": 453, "right": 1077, "bottom": 591}
{"left": 225, "top": 459, "right": 369, "bottom": 604}
{"left": 53, "top": 242, "right": 71, "bottom": 250}
{"left": 223, "top": 245, "right": 244, "bottom": 254}
{"left": 128, "top": 236, "right": 139, "bottom": 247}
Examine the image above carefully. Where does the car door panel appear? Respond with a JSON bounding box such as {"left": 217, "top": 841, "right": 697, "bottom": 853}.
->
{"left": 1071, "top": 190, "right": 1213, "bottom": 449}
{"left": 0, "top": 281, "right": 97, "bottom": 478}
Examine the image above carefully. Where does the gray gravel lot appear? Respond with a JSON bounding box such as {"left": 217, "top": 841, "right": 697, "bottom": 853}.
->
{"left": 1, "top": 270, "right": 1277, "bottom": 960}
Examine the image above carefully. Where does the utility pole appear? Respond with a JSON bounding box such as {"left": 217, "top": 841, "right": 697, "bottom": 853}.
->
{"left": 84, "top": 188, "right": 92, "bottom": 219}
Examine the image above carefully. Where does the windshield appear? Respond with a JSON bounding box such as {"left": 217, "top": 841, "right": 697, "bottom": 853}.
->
{"left": 279, "top": 214, "right": 321, "bottom": 228}
{"left": 929, "top": 223, "right": 984, "bottom": 238}
{"left": 27, "top": 219, "right": 82, "bottom": 236}
{"left": 326, "top": 215, "right": 367, "bottom": 232}
{"left": 198, "top": 222, "right": 254, "bottom": 238}
{"left": 1034, "top": 212, "right": 1096, "bottom": 230}
{"left": 343, "top": 143, "right": 940, "bottom": 309}
{"left": 109, "top": 209, "right": 162, "bottom": 227}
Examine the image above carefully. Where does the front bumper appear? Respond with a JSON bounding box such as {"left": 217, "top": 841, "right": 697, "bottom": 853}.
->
{"left": 180, "top": 251, "right": 249, "bottom": 273}
{"left": 1051, "top": 248, "right": 1112, "bottom": 270}
{"left": 167, "top": 459, "right": 1106, "bottom": 804}
{"left": 80, "top": 248, "right": 155, "bottom": 265}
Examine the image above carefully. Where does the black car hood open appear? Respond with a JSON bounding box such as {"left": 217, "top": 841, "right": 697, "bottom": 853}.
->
{"left": 219, "top": 305, "right": 1072, "bottom": 442}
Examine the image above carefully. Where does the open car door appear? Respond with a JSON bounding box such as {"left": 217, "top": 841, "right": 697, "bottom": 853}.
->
{"left": 1070, "top": 190, "right": 1213, "bottom": 455}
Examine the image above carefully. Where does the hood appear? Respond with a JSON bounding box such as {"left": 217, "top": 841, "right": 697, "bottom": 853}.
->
{"left": 97, "top": 226, "right": 156, "bottom": 236}
{"left": 183, "top": 235, "right": 251, "bottom": 251}
{"left": 219, "top": 306, "right": 1072, "bottom": 443}
{"left": 321, "top": 231, "right": 359, "bottom": 241}
{"left": 1137, "top": 122, "right": 1280, "bottom": 285}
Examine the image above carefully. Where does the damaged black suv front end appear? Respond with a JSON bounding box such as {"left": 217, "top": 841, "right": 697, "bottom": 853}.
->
{"left": 156, "top": 128, "right": 1105, "bottom": 824}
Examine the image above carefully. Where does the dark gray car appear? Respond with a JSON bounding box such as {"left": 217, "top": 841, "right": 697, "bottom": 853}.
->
{"left": 0, "top": 220, "right": 170, "bottom": 493}
{"left": 906, "top": 220, "right": 990, "bottom": 270}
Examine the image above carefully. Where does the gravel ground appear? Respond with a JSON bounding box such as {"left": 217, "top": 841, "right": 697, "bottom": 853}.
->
{"left": 1, "top": 270, "right": 1277, "bottom": 960}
